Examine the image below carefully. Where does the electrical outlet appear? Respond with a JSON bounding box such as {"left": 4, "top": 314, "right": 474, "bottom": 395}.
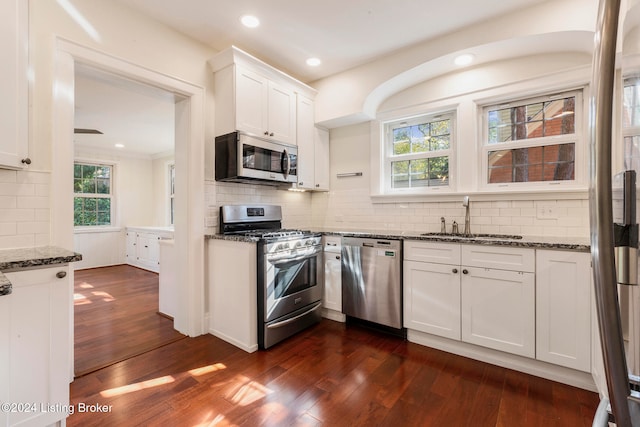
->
{"left": 536, "top": 206, "right": 558, "bottom": 220}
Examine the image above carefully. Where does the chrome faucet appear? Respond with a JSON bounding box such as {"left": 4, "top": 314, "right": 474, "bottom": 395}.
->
{"left": 462, "top": 196, "right": 471, "bottom": 235}
{"left": 440, "top": 217, "right": 446, "bottom": 233}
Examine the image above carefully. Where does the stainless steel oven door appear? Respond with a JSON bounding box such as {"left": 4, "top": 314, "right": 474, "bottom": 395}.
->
{"left": 263, "top": 244, "right": 323, "bottom": 323}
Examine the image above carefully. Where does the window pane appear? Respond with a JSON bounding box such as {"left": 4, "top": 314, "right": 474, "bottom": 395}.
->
{"left": 487, "top": 143, "right": 575, "bottom": 183}
{"left": 623, "top": 78, "right": 640, "bottom": 127}
{"left": 96, "top": 178, "right": 109, "bottom": 194}
{"left": 428, "top": 157, "right": 449, "bottom": 186}
{"left": 392, "top": 161, "right": 409, "bottom": 188}
{"left": 624, "top": 135, "right": 640, "bottom": 170}
{"left": 74, "top": 162, "right": 112, "bottom": 226}
{"left": 488, "top": 96, "right": 575, "bottom": 144}
{"left": 410, "top": 125, "right": 430, "bottom": 153}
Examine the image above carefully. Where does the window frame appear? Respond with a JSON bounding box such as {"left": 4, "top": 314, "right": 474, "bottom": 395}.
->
{"left": 382, "top": 111, "right": 456, "bottom": 194}
{"left": 479, "top": 89, "right": 585, "bottom": 191}
{"left": 73, "top": 161, "right": 115, "bottom": 228}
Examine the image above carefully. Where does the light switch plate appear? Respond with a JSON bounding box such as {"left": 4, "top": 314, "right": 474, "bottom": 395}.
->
{"left": 536, "top": 206, "right": 558, "bottom": 219}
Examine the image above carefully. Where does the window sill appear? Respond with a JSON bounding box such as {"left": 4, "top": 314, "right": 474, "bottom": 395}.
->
{"left": 74, "top": 226, "right": 123, "bottom": 234}
{"left": 370, "top": 187, "right": 589, "bottom": 204}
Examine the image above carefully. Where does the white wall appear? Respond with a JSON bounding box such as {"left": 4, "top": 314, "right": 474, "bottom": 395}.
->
{"left": 152, "top": 154, "right": 175, "bottom": 227}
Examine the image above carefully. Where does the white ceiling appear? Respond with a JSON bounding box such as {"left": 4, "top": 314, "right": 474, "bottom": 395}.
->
{"left": 116, "top": 0, "right": 550, "bottom": 83}
{"left": 74, "top": 65, "right": 176, "bottom": 156}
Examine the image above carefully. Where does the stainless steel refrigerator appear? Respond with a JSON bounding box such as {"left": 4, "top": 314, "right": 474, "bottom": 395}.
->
{"left": 591, "top": 1, "right": 640, "bottom": 425}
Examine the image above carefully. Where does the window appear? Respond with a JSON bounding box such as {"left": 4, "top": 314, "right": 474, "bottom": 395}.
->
{"left": 168, "top": 163, "right": 175, "bottom": 225}
{"left": 74, "top": 162, "right": 113, "bottom": 226}
{"left": 482, "top": 90, "right": 581, "bottom": 187}
{"left": 384, "top": 113, "right": 453, "bottom": 191}
{"left": 623, "top": 76, "right": 640, "bottom": 170}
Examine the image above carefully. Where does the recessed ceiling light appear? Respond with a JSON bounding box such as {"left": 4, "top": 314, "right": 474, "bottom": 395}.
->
{"left": 454, "top": 53, "right": 474, "bottom": 67}
{"left": 115, "top": 143, "right": 125, "bottom": 148}
{"left": 306, "top": 57, "right": 321, "bottom": 67}
{"left": 240, "top": 15, "right": 260, "bottom": 28}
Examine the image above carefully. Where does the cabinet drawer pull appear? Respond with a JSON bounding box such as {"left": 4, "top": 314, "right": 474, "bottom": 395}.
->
{"left": 336, "top": 256, "right": 340, "bottom": 260}
{"left": 462, "top": 269, "right": 469, "bottom": 275}
{"left": 269, "top": 132, "right": 274, "bottom": 137}
{"left": 452, "top": 268, "right": 458, "bottom": 274}
{"left": 56, "top": 271, "right": 67, "bottom": 279}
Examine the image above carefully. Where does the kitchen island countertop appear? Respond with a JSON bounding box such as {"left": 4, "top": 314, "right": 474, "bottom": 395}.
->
{"left": 0, "top": 246, "right": 83, "bottom": 295}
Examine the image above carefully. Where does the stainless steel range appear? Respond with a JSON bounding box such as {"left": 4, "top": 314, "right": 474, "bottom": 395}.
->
{"left": 220, "top": 205, "right": 323, "bottom": 349}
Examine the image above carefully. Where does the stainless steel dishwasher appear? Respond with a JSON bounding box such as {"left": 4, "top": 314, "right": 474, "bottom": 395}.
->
{"left": 341, "top": 236, "right": 402, "bottom": 329}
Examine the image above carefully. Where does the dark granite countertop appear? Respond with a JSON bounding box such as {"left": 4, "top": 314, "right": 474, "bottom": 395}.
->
{"left": 206, "top": 230, "right": 590, "bottom": 251}
{"left": 0, "top": 246, "right": 83, "bottom": 295}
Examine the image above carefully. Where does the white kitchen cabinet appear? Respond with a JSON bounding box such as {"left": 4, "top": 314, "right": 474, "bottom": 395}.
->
{"left": 536, "top": 250, "right": 591, "bottom": 372}
{"left": 313, "top": 127, "right": 330, "bottom": 191}
{"left": 0, "top": 0, "right": 29, "bottom": 169}
{"left": 234, "top": 66, "right": 296, "bottom": 144}
{"left": 404, "top": 259, "right": 461, "bottom": 340}
{"left": 296, "top": 93, "right": 330, "bottom": 191}
{"left": 125, "top": 227, "right": 173, "bottom": 273}
{"left": 322, "top": 236, "right": 343, "bottom": 321}
{"left": 207, "top": 239, "right": 258, "bottom": 352}
{"left": 296, "top": 95, "right": 315, "bottom": 189}
{"left": 461, "top": 266, "right": 535, "bottom": 358}
{"left": 404, "top": 241, "right": 461, "bottom": 340}
{"left": 0, "top": 265, "right": 71, "bottom": 427}
{"left": 210, "top": 47, "right": 316, "bottom": 146}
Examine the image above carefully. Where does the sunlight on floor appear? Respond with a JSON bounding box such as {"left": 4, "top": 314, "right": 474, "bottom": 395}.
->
{"left": 91, "top": 290, "right": 115, "bottom": 302}
{"left": 228, "top": 375, "right": 273, "bottom": 406}
{"left": 100, "top": 375, "right": 176, "bottom": 398}
{"left": 188, "top": 363, "right": 226, "bottom": 376}
{"left": 73, "top": 293, "right": 91, "bottom": 305}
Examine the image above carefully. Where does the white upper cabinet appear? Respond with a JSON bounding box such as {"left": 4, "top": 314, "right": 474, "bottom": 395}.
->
{"left": 0, "top": 0, "right": 29, "bottom": 169}
{"left": 296, "top": 94, "right": 330, "bottom": 191}
{"left": 314, "top": 126, "right": 330, "bottom": 191}
{"left": 210, "top": 46, "right": 316, "bottom": 147}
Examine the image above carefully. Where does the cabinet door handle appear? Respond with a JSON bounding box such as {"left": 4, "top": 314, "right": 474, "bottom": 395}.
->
{"left": 21, "top": 158, "right": 31, "bottom": 165}
{"left": 299, "top": 182, "right": 304, "bottom": 186}
{"left": 269, "top": 132, "right": 274, "bottom": 137}
{"left": 336, "top": 256, "right": 340, "bottom": 260}
{"left": 462, "top": 269, "right": 469, "bottom": 275}
{"left": 144, "top": 245, "right": 148, "bottom": 248}
{"left": 316, "top": 184, "right": 320, "bottom": 187}
{"left": 452, "top": 268, "right": 458, "bottom": 274}
{"left": 56, "top": 271, "right": 67, "bottom": 279}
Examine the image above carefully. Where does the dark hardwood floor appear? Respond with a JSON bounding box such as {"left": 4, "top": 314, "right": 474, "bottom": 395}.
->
{"left": 69, "top": 318, "right": 599, "bottom": 426}
{"left": 74, "top": 265, "right": 186, "bottom": 377}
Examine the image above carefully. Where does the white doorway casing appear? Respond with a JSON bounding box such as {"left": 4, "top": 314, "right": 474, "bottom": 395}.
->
{"left": 52, "top": 38, "right": 206, "bottom": 341}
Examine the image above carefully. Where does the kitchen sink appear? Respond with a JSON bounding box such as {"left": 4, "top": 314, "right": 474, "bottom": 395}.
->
{"left": 420, "top": 232, "right": 523, "bottom": 240}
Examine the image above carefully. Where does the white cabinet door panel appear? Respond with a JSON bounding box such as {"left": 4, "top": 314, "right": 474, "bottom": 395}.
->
{"left": 314, "top": 127, "right": 330, "bottom": 191}
{"left": 404, "top": 260, "right": 460, "bottom": 340}
{"left": 461, "top": 267, "right": 535, "bottom": 357}
{"left": 2, "top": 266, "right": 71, "bottom": 427}
{"left": 536, "top": 250, "right": 591, "bottom": 372}
{"left": 235, "top": 66, "right": 268, "bottom": 137}
{"left": 267, "top": 81, "right": 296, "bottom": 144}
{"left": 296, "top": 95, "right": 315, "bottom": 189}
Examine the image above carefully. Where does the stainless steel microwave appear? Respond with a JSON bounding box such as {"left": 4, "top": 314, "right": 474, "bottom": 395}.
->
{"left": 215, "top": 131, "right": 298, "bottom": 185}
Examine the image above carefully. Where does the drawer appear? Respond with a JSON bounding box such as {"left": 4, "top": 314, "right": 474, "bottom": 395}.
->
{"left": 462, "top": 245, "right": 535, "bottom": 272}
{"left": 404, "top": 240, "right": 460, "bottom": 265}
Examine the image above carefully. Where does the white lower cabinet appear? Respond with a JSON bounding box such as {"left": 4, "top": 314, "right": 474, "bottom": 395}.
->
{"left": 404, "top": 259, "right": 461, "bottom": 340}
{"left": 0, "top": 265, "right": 71, "bottom": 427}
{"left": 536, "top": 250, "right": 591, "bottom": 372}
{"left": 461, "top": 266, "right": 535, "bottom": 358}
{"left": 125, "top": 227, "right": 173, "bottom": 273}
{"left": 322, "top": 236, "right": 342, "bottom": 316}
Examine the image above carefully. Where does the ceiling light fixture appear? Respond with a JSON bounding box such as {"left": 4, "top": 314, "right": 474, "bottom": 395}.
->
{"left": 454, "top": 53, "right": 474, "bottom": 67}
{"left": 115, "top": 143, "right": 125, "bottom": 148}
{"left": 240, "top": 15, "right": 260, "bottom": 28}
{"left": 306, "top": 57, "right": 321, "bottom": 67}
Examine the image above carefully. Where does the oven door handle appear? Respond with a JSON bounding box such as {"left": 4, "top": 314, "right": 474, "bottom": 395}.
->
{"left": 267, "top": 249, "right": 321, "bottom": 265}
{"left": 266, "top": 302, "right": 322, "bottom": 329}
